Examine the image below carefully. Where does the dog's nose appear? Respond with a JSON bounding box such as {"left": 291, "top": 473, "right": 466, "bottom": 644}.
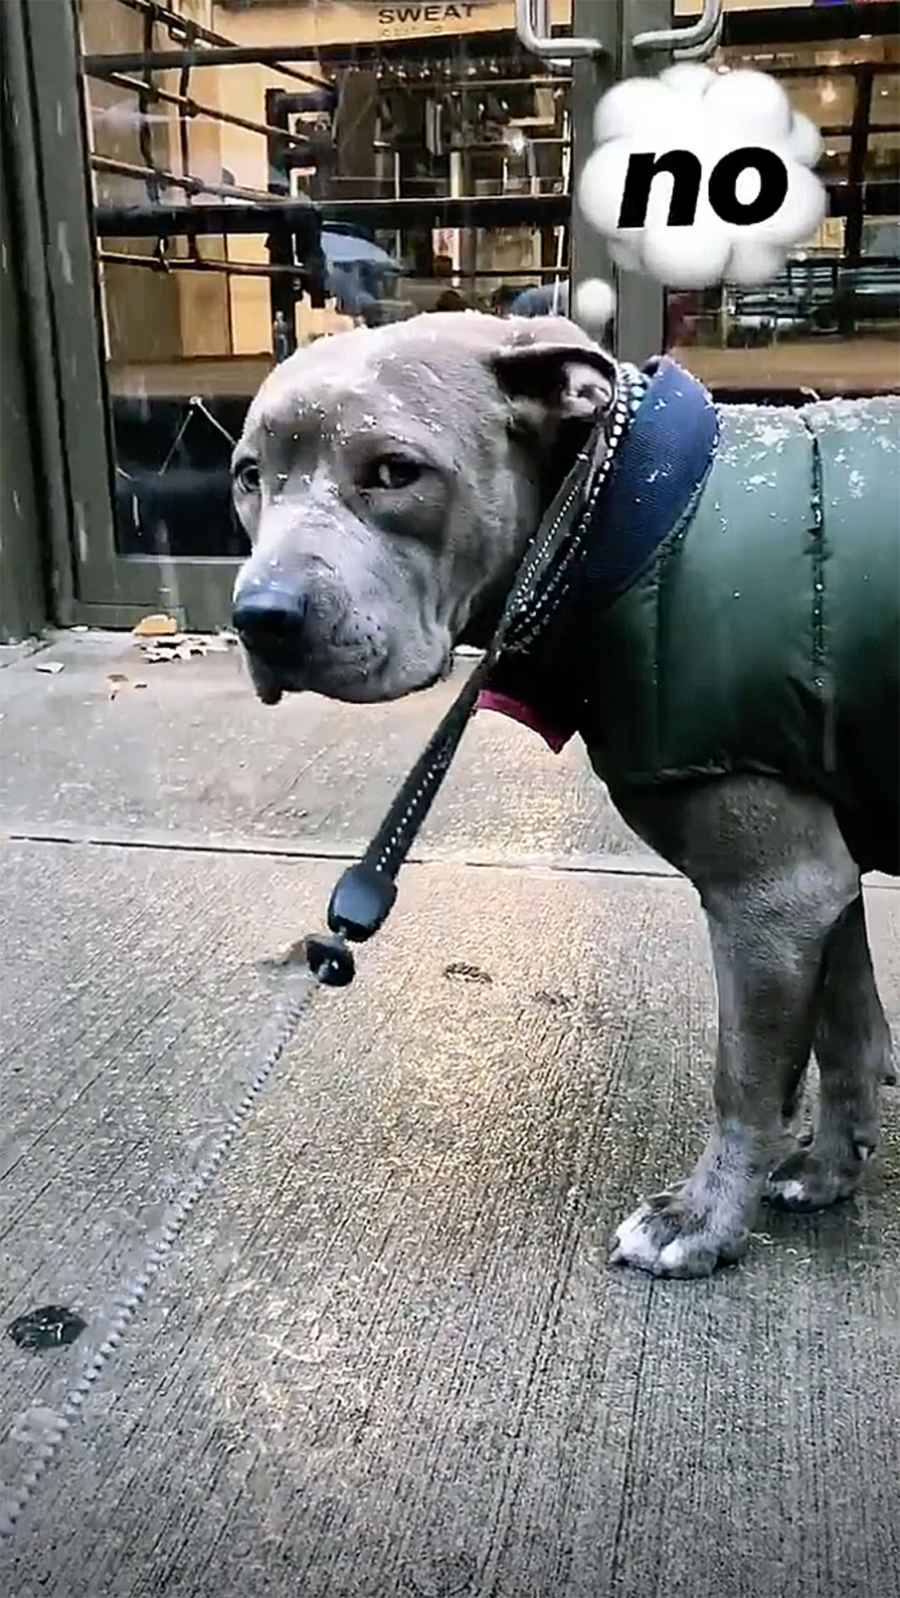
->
{"left": 232, "top": 588, "right": 308, "bottom": 647}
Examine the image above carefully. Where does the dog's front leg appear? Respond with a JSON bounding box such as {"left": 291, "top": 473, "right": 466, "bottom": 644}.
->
{"left": 610, "top": 782, "right": 859, "bottom": 1278}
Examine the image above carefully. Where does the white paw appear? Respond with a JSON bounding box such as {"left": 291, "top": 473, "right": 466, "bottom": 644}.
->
{"left": 610, "top": 1193, "right": 748, "bottom": 1279}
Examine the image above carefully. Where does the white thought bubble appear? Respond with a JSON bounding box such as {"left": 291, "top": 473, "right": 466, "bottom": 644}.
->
{"left": 577, "top": 65, "right": 827, "bottom": 290}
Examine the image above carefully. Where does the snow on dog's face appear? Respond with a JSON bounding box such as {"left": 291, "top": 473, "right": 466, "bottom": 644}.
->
{"left": 232, "top": 313, "right": 616, "bottom": 706}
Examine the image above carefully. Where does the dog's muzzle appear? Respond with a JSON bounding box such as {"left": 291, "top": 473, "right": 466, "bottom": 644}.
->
{"left": 232, "top": 586, "right": 308, "bottom": 704}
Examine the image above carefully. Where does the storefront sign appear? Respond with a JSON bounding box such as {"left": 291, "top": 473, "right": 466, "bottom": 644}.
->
{"left": 375, "top": 3, "right": 483, "bottom": 24}
{"left": 221, "top": 1, "right": 573, "bottom": 47}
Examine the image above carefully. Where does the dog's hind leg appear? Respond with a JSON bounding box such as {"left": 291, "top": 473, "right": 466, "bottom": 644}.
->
{"left": 766, "top": 894, "right": 894, "bottom": 1211}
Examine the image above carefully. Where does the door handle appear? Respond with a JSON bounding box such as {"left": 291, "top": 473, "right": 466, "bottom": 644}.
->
{"left": 633, "top": 0, "right": 723, "bottom": 58}
{"left": 672, "top": 13, "right": 724, "bottom": 61}
{"left": 514, "top": 0, "right": 607, "bottom": 61}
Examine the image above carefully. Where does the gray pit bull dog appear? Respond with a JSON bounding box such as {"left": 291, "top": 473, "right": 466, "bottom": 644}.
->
{"left": 232, "top": 311, "right": 899, "bottom": 1280}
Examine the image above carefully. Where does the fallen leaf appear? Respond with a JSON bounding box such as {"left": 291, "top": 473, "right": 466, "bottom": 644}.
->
{"left": 443, "top": 962, "right": 492, "bottom": 985}
{"left": 107, "top": 673, "right": 129, "bottom": 684}
{"left": 132, "top": 613, "right": 178, "bottom": 638}
{"left": 138, "top": 633, "right": 185, "bottom": 650}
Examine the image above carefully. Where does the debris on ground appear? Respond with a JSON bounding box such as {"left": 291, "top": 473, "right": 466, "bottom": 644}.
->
{"left": 443, "top": 961, "right": 493, "bottom": 984}
{"left": 132, "top": 613, "right": 179, "bottom": 638}
{"left": 107, "top": 673, "right": 149, "bottom": 701}
{"left": 8, "top": 1304, "right": 87, "bottom": 1351}
{"left": 34, "top": 661, "right": 65, "bottom": 675}
{"left": 133, "top": 628, "right": 239, "bottom": 665}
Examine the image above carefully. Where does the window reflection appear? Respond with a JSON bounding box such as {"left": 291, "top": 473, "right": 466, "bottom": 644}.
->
{"left": 75, "top": 1, "right": 899, "bottom": 559}
{"left": 667, "top": 26, "right": 900, "bottom": 400}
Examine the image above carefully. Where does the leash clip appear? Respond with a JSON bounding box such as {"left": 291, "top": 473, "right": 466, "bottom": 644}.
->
{"left": 305, "top": 932, "right": 356, "bottom": 987}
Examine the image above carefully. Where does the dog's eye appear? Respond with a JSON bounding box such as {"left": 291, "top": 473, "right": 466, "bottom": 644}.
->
{"left": 234, "top": 460, "right": 260, "bottom": 494}
{"left": 363, "top": 455, "right": 421, "bottom": 492}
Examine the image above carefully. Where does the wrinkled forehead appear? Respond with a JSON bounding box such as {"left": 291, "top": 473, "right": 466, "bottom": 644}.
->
{"left": 241, "top": 326, "right": 500, "bottom": 452}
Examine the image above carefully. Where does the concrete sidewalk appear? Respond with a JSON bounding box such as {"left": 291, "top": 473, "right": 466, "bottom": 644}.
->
{"left": 1, "top": 634, "right": 898, "bottom": 1598}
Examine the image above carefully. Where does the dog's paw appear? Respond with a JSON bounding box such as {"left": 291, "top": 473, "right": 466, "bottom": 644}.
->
{"left": 765, "top": 1144, "right": 871, "bottom": 1211}
{"left": 609, "top": 1190, "right": 748, "bottom": 1279}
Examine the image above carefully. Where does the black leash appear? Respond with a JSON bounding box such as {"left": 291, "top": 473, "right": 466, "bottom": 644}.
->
{"left": 304, "top": 367, "right": 638, "bottom": 988}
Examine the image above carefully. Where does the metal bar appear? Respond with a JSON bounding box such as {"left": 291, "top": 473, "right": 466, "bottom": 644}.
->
{"left": 5, "top": 0, "right": 116, "bottom": 624}
{"left": 90, "top": 252, "right": 575, "bottom": 283}
{"left": 90, "top": 154, "right": 273, "bottom": 204}
{"left": 568, "top": 0, "right": 614, "bottom": 340}
{"left": 845, "top": 65, "right": 876, "bottom": 265}
{"left": 94, "top": 194, "right": 570, "bottom": 238}
{"left": 110, "top": 0, "right": 329, "bottom": 90}
{"left": 100, "top": 73, "right": 316, "bottom": 153}
{"left": 98, "top": 251, "right": 305, "bottom": 278}
{"left": 176, "top": 25, "right": 196, "bottom": 251}
{"left": 264, "top": 87, "right": 300, "bottom": 353}
{"left": 137, "top": 5, "right": 158, "bottom": 205}
{"left": 0, "top": 1, "right": 53, "bottom": 637}
{"left": 605, "top": 0, "right": 670, "bottom": 366}
{"left": 82, "top": 43, "right": 333, "bottom": 86}
{"left": 93, "top": 182, "right": 900, "bottom": 245}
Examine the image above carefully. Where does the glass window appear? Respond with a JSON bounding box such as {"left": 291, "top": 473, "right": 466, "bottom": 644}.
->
{"left": 76, "top": 3, "right": 573, "bottom": 558}
{"left": 666, "top": 28, "right": 900, "bottom": 401}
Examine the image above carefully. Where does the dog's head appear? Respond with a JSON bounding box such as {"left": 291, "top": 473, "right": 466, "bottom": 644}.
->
{"left": 231, "top": 312, "right": 616, "bottom": 705}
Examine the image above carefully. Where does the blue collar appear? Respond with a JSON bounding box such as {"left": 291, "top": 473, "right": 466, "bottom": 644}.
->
{"left": 480, "top": 357, "right": 721, "bottom": 747}
{"left": 581, "top": 356, "right": 719, "bottom": 604}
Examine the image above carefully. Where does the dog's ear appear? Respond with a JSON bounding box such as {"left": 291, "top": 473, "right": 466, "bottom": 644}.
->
{"left": 490, "top": 319, "right": 617, "bottom": 436}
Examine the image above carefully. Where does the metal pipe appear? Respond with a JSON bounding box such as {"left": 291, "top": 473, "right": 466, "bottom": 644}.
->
{"left": 634, "top": 0, "right": 722, "bottom": 55}
{"left": 674, "top": 13, "right": 724, "bottom": 62}
{"left": 110, "top": 0, "right": 328, "bottom": 91}
{"left": 91, "top": 154, "right": 272, "bottom": 204}
{"left": 513, "top": 0, "right": 604, "bottom": 60}
{"left": 82, "top": 42, "right": 333, "bottom": 86}
{"left": 99, "top": 252, "right": 572, "bottom": 283}
{"left": 100, "top": 71, "right": 317, "bottom": 150}
{"left": 94, "top": 194, "right": 568, "bottom": 238}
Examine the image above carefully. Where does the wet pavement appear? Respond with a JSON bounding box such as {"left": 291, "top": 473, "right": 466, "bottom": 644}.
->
{"left": 1, "top": 633, "right": 898, "bottom": 1598}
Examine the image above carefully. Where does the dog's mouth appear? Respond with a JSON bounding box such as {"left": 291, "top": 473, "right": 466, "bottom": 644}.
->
{"left": 243, "top": 641, "right": 451, "bottom": 707}
{"left": 242, "top": 647, "right": 298, "bottom": 706}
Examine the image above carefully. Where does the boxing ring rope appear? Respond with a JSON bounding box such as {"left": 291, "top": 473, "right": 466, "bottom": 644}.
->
{"left": 98, "top": 252, "right": 306, "bottom": 280}
{"left": 83, "top": 39, "right": 334, "bottom": 89}
{"left": 96, "top": 72, "right": 326, "bottom": 152}
{"left": 91, "top": 154, "right": 275, "bottom": 206}
{"left": 106, "top": 0, "right": 333, "bottom": 92}
{"left": 85, "top": 0, "right": 572, "bottom": 343}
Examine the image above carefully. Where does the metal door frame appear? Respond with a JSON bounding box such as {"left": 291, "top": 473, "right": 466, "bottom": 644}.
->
{"left": 15, "top": 0, "right": 624, "bottom": 633}
{"left": 7, "top": 0, "right": 243, "bottom": 630}
{"left": 568, "top": 0, "right": 677, "bottom": 367}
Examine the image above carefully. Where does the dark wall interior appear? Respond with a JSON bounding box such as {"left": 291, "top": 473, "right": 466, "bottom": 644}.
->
{"left": 112, "top": 396, "right": 252, "bottom": 558}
